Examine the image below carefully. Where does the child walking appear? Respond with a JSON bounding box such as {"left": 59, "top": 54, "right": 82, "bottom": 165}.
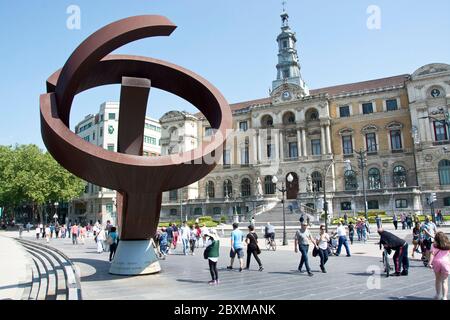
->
{"left": 429, "top": 231, "right": 450, "bottom": 300}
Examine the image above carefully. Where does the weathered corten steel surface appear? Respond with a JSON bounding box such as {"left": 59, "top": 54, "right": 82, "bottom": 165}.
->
{"left": 40, "top": 15, "right": 232, "bottom": 240}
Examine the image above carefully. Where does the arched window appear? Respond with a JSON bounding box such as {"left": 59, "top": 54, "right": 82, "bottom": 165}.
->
{"left": 438, "top": 160, "right": 450, "bottom": 185}
{"left": 241, "top": 178, "right": 251, "bottom": 197}
{"left": 169, "top": 190, "right": 178, "bottom": 201}
{"left": 311, "top": 171, "right": 322, "bottom": 192}
{"left": 264, "top": 176, "right": 275, "bottom": 195}
{"left": 206, "top": 181, "right": 215, "bottom": 198}
{"left": 393, "top": 166, "right": 407, "bottom": 188}
{"left": 261, "top": 115, "right": 274, "bottom": 128}
{"left": 368, "top": 168, "right": 381, "bottom": 190}
{"left": 344, "top": 170, "right": 358, "bottom": 191}
{"left": 223, "top": 180, "right": 233, "bottom": 197}
{"left": 282, "top": 111, "right": 296, "bottom": 125}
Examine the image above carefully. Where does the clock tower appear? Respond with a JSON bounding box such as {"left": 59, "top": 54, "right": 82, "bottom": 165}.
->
{"left": 271, "top": 2, "right": 309, "bottom": 98}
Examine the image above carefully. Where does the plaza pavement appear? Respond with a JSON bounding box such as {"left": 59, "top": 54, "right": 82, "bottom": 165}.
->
{"left": 2, "top": 223, "right": 448, "bottom": 300}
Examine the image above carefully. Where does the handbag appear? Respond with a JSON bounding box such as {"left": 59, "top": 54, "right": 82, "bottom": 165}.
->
{"left": 312, "top": 246, "right": 319, "bottom": 257}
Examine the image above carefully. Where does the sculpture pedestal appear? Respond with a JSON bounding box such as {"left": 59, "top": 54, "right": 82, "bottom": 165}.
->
{"left": 109, "top": 240, "right": 161, "bottom": 275}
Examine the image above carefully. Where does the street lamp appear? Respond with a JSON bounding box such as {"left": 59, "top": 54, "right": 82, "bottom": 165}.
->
{"left": 53, "top": 202, "right": 59, "bottom": 225}
{"left": 272, "top": 173, "right": 293, "bottom": 246}
{"left": 356, "top": 149, "right": 369, "bottom": 220}
{"left": 322, "top": 159, "right": 351, "bottom": 233}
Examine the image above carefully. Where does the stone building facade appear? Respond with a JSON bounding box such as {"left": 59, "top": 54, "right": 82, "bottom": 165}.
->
{"left": 158, "top": 9, "right": 450, "bottom": 221}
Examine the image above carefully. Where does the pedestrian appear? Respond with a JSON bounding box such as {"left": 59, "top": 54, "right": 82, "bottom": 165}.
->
{"left": 200, "top": 224, "right": 209, "bottom": 248}
{"left": 35, "top": 224, "right": 41, "bottom": 239}
{"left": 40, "top": 223, "right": 45, "bottom": 239}
{"left": 195, "top": 224, "right": 202, "bottom": 248}
{"left": 294, "top": 221, "right": 315, "bottom": 276}
{"left": 79, "top": 225, "right": 86, "bottom": 244}
{"left": 55, "top": 223, "right": 60, "bottom": 238}
{"left": 375, "top": 214, "right": 382, "bottom": 229}
{"left": 166, "top": 223, "right": 174, "bottom": 253}
{"left": 105, "top": 220, "right": 112, "bottom": 235}
{"left": 107, "top": 227, "right": 119, "bottom": 262}
{"left": 332, "top": 221, "right": 351, "bottom": 257}
{"left": 378, "top": 228, "right": 409, "bottom": 276}
{"left": 393, "top": 213, "right": 398, "bottom": 230}
{"left": 407, "top": 213, "right": 413, "bottom": 229}
{"left": 172, "top": 223, "right": 179, "bottom": 250}
{"left": 315, "top": 224, "right": 330, "bottom": 273}
{"left": 96, "top": 227, "right": 106, "bottom": 253}
{"left": 160, "top": 227, "right": 169, "bottom": 258}
{"left": 50, "top": 224, "right": 55, "bottom": 238}
{"left": 26, "top": 222, "right": 31, "bottom": 233}
{"left": 154, "top": 229, "right": 162, "bottom": 258}
{"left": 180, "top": 221, "right": 190, "bottom": 255}
{"left": 189, "top": 225, "right": 197, "bottom": 255}
{"left": 348, "top": 221, "right": 355, "bottom": 245}
{"left": 428, "top": 231, "right": 450, "bottom": 300}
{"left": 420, "top": 215, "right": 438, "bottom": 266}
{"left": 244, "top": 225, "right": 263, "bottom": 271}
{"left": 227, "top": 223, "right": 245, "bottom": 272}
{"left": 412, "top": 221, "right": 422, "bottom": 258}
{"left": 19, "top": 224, "right": 23, "bottom": 238}
{"left": 356, "top": 218, "right": 363, "bottom": 241}
{"left": 204, "top": 230, "right": 220, "bottom": 285}
{"left": 71, "top": 223, "right": 79, "bottom": 245}
{"left": 401, "top": 213, "right": 406, "bottom": 230}
{"left": 45, "top": 225, "right": 51, "bottom": 243}
{"left": 343, "top": 213, "right": 348, "bottom": 226}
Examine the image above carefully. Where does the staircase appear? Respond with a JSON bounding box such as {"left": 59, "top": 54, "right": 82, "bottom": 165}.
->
{"left": 15, "top": 239, "right": 82, "bottom": 300}
{"left": 254, "top": 200, "right": 318, "bottom": 227}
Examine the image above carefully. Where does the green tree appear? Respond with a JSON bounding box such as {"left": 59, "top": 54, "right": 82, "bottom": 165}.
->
{"left": 0, "top": 144, "right": 85, "bottom": 223}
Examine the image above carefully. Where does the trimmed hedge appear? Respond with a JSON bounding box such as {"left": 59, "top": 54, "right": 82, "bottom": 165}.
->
{"left": 158, "top": 216, "right": 220, "bottom": 228}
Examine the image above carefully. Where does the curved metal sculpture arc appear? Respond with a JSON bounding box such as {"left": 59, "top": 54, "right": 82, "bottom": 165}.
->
{"left": 40, "top": 15, "right": 232, "bottom": 241}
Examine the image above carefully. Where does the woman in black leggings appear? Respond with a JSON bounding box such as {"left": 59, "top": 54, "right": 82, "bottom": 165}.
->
{"left": 204, "top": 232, "right": 220, "bottom": 285}
{"left": 245, "top": 225, "right": 263, "bottom": 271}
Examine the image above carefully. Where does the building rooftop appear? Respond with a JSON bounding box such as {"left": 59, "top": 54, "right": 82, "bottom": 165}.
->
{"left": 195, "top": 74, "right": 410, "bottom": 119}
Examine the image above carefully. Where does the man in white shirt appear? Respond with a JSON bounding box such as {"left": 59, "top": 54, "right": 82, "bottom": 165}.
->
{"left": 180, "top": 222, "right": 191, "bottom": 255}
{"left": 332, "top": 222, "right": 351, "bottom": 257}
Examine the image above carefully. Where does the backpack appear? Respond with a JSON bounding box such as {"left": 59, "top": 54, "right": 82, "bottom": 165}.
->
{"left": 107, "top": 235, "right": 114, "bottom": 245}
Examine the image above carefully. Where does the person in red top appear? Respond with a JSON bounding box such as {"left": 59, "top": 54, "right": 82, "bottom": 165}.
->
{"left": 71, "top": 224, "right": 79, "bottom": 245}
{"left": 195, "top": 224, "right": 202, "bottom": 248}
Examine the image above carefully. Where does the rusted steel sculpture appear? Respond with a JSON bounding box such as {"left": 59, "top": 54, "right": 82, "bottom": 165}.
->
{"left": 40, "top": 15, "right": 232, "bottom": 274}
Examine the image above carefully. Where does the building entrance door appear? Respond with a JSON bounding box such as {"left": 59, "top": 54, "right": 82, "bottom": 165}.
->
{"left": 286, "top": 172, "right": 299, "bottom": 200}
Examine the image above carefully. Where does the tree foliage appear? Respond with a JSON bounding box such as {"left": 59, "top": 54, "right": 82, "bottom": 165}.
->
{"left": 0, "top": 144, "right": 85, "bottom": 220}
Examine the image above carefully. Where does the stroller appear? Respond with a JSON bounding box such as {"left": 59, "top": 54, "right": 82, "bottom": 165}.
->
{"left": 328, "top": 235, "right": 338, "bottom": 256}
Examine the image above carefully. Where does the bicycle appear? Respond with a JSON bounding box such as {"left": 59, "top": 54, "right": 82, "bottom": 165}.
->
{"left": 265, "top": 236, "right": 277, "bottom": 251}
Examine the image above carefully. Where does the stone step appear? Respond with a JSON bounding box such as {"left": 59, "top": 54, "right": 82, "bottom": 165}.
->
{"left": 27, "top": 258, "right": 41, "bottom": 300}
{"left": 16, "top": 239, "right": 82, "bottom": 300}
{"left": 24, "top": 250, "right": 49, "bottom": 300}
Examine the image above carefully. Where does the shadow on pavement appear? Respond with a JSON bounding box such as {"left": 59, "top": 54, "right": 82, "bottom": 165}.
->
{"left": 176, "top": 279, "right": 208, "bottom": 284}
{"left": 389, "top": 296, "right": 433, "bottom": 300}
{"left": 71, "top": 258, "right": 131, "bottom": 282}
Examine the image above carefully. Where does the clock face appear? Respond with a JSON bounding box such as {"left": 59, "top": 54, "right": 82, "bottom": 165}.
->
{"left": 282, "top": 91, "right": 291, "bottom": 100}
{"left": 431, "top": 89, "right": 441, "bottom": 98}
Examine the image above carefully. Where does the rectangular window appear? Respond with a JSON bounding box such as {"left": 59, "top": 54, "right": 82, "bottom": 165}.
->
{"left": 311, "top": 139, "right": 321, "bottom": 155}
{"left": 240, "top": 147, "right": 249, "bottom": 165}
{"left": 390, "top": 130, "right": 403, "bottom": 150}
{"left": 386, "top": 99, "right": 398, "bottom": 111}
{"left": 100, "top": 115, "right": 104, "bottom": 122}
{"left": 144, "top": 136, "right": 157, "bottom": 145}
{"left": 108, "top": 113, "right": 116, "bottom": 120}
{"left": 283, "top": 40, "right": 288, "bottom": 48}
{"left": 288, "top": 142, "right": 298, "bottom": 158}
{"left": 341, "top": 202, "right": 352, "bottom": 211}
{"left": 100, "top": 127, "right": 103, "bottom": 137}
{"left": 267, "top": 144, "right": 275, "bottom": 159}
{"left": 282, "top": 69, "right": 290, "bottom": 79}
{"left": 444, "top": 197, "right": 450, "bottom": 206}
{"left": 366, "top": 133, "right": 377, "bottom": 152}
{"left": 342, "top": 136, "right": 353, "bottom": 155}
{"left": 362, "top": 102, "right": 373, "bottom": 115}
{"left": 93, "top": 132, "right": 96, "bottom": 141}
{"left": 169, "top": 190, "right": 178, "bottom": 201}
{"left": 395, "top": 199, "right": 408, "bottom": 209}
{"left": 106, "top": 203, "right": 113, "bottom": 213}
{"left": 205, "top": 127, "right": 214, "bottom": 136}
{"left": 107, "top": 144, "right": 114, "bottom": 151}
{"left": 83, "top": 136, "right": 90, "bottom": 142}
{"left": 239, "top": 121, "right": 248, "bottom": 132}
{"left": 367, "top": 200, "right": 379, "bottom": 210}
{"left": 223, "top": 150, "right": 231, "bottom": 166}
{"left": 434, "top": 121, "right": 448, "bottom": 141}
{"left": 339, "top": 106, "right": 350, "bottom": 118}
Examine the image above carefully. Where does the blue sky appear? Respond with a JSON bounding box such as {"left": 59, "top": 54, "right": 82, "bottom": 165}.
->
{"left": 0, "top": 0, "right": 449, "bottom": 149}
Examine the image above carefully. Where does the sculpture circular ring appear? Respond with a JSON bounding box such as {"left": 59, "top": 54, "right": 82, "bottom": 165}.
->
{"left": 40, "top": 15, "right": 232, "bottom": 194}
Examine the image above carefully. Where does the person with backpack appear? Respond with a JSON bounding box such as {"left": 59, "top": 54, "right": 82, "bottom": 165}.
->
{"left": 107, "top": 227, "right": 119, "bottom": 262}
{"left": 244, "top": 225, "right": 263, "bottom": 271}
{"left": 204, "top": 230, "right": 220, "bottom": 285}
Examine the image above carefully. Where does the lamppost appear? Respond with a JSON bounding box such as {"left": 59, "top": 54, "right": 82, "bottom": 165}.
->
{"left": 356, "top": 148, "right": 369, "bottom": 220}
{"left": 53, "top": 202, "right": 59, "bottom": 225}
{"left": 272, "top": 174, "right": 293, "bottom": 246}
{"left": 322, "top": 159, "right": 351, "bottom": 233}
